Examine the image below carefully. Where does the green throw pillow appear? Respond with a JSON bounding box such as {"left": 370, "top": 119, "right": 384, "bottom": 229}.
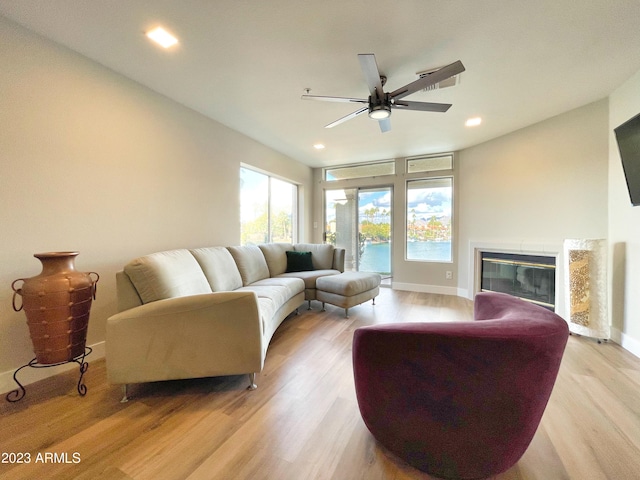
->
{"left": 286, "top": 251, "right": 314, "bottom": 272}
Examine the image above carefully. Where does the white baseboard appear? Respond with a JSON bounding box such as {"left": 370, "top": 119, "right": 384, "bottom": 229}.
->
{"left": 392, "top": 282, "right": 459, "bottom": 296}
{"left": 0, "top": 341, "right": 105, "bottom": 396}
{"left": 610, "top": 328, "right": 640, "bottom": 359}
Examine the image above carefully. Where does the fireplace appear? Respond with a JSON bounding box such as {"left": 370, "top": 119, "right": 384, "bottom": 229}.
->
{"left": 480, "top": 252, "right": 556, "bottom": 310}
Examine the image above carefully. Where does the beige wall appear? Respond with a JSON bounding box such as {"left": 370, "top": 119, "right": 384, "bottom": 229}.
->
{"left": 0, "top": 17, "right": 312, "bottom": 388}
{"left": 609, "top": 68, "right": 640, "bottom": 355}
{"left": 457, "top": 99, "right": 609, "bottom": 304}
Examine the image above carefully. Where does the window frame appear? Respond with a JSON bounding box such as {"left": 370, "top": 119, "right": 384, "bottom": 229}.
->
{"left": 404, "top": 154, "right": 455, "bottom": 264}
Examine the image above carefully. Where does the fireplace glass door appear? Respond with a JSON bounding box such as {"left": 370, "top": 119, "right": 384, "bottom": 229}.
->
{"left": 481, "top": 252, "right": 556, "bottom": 310}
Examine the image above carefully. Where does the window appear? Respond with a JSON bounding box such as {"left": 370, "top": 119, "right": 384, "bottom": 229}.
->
{"left": 240, "top": 167, "right": 297, "bottom": 245}
{"left": 406, "top": 177, "right": 453, "bottom": 262}
{"left": 406, "top": 154, "right": 453, "bottom": 174}
{"left": 325, "top": 161, "right": 395, "bottom": 181}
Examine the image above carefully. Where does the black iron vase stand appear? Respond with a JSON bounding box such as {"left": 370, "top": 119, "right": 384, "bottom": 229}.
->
{"left": 5, "top": 347, "right": 92, "bottom": 402}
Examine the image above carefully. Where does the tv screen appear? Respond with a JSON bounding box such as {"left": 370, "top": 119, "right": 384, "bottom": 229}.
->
{"left": 615, "top": 112, "right": 640, "bottom": 206}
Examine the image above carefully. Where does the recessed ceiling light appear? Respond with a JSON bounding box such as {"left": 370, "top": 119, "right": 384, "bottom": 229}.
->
{"left": 313, "top": 143, "right": 326, "bottom": 150}
{"left": 146, "top": 26, "right": 178, "bottom": 49}
{"left": 465, "top": 117, "right": 482, "bottom": 127}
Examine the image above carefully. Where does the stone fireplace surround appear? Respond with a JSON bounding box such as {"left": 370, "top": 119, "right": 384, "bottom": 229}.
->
{"left": 469, "top": 240, "right": 565, "bottom": 315}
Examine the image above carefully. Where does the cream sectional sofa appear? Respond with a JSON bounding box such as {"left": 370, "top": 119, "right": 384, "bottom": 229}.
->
{"left": 106, "top": 243, "right": 344, "bottom": 401}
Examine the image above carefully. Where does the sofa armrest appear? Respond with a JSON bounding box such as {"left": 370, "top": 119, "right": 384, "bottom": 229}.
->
{"left": 106, "top": 291, "right": 264, "bottom": 384}
{"left": 333, "top": 248, "right": 345, "bottom": 273}
{"left": 115, "top": 270, "right": 143, "bottom": 312}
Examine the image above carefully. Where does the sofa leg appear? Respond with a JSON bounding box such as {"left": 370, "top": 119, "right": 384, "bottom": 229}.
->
{"left": 372, "top": 297, "right": 376, "bottom": 305}
{"left": 307, "top": 300, "right": 312, "bottom": 310}
{"left": 120, "top": 384, "right": 129, "bottom": 403}
{"left": 248, "top": 373, "right": 257, "bottom": 390}
{"left": 345, "top": 308, "right": 349, "bottom": 318}
{"left": 321, "top": 302, "right": 326, "bottom": 312}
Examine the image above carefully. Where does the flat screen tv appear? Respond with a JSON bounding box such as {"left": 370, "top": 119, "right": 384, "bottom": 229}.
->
{"left": 615, "top": 112, "right": 640, "bottom": 206}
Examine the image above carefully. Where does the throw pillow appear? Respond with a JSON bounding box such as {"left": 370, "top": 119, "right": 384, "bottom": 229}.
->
{"left": 286, "top": 251, "right": 314, "bottom": 272}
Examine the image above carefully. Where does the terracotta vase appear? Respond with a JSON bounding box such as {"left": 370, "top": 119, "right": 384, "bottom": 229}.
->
{"left": 12, "top": 252, "right": 99, "bottom": 365}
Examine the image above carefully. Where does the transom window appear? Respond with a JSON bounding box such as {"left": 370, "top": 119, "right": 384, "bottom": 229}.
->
{"left": 406, "top": 154, "right": 453, "bottom": 174}
{"left": 325, "top": 161, "right": 395, "bottom": 181}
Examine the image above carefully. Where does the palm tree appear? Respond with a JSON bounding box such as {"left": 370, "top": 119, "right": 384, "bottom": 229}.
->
{"left": 409, "top": 208, "right": 417, "bottom": 240}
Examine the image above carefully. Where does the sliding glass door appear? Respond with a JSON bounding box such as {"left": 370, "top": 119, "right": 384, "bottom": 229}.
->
{"left": 324, "top": 187, "right": 392, "bottom": 276}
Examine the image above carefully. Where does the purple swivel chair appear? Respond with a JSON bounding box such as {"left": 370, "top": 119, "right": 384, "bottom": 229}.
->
{"left": 352, "top": 292, "right": 569, "bottom": 479}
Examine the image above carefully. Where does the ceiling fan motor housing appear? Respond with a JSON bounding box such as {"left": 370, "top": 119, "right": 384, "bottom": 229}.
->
{"left": 369, "top": 93, "right": 391, "bottom": 120}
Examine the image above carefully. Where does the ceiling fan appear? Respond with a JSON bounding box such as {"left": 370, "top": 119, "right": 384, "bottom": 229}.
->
{"left": 302, "top": 54, "right": 465, "bottom": 133}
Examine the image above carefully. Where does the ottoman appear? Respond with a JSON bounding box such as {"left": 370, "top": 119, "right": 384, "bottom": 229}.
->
{"left": 316, "top": 271, "right": 381, "bottom": 317}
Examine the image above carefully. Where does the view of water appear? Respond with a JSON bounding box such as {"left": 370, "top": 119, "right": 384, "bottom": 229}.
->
{"left": 359, "top": 243, "right": 391, "bottom": 274}
{"left": 407, "top": 241, "right": 452, "bottom": 263}
{"left": 358, "top": 241, "right": 452, "bottom": 274}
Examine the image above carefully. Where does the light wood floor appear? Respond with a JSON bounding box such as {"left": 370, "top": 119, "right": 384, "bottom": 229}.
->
{"left": 2, "top": 289, "right": 640, "bottom": 480}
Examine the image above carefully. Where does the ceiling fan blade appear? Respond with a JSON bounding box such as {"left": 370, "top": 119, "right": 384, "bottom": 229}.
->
{"left": 302, "top": 94, "right": 368, "bottom": 104}
{"left": 325, "top": 106, "right": 369, "bottom": 129}
{"left": 391, "top": 100, "right": 452, "bottom": 112}
{"left": 358, "top": 53, "right": 385, "bottom": 101}
{"left": 378, "top": 117, "right": 391, "bottom": 133}
{"left": 389, "top": 60, "right": 465, "bottom": 101}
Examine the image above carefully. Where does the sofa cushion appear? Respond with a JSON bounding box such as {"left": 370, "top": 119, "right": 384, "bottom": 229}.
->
{"left": 259, "top": 243, "right": 294, "bottom": 276}
{"left": 277, "top": 269, "right": 341, "bottom": 289}
{"left": 316, "top": 271, "right": 382, "bottom": 296}
{"left": 295, "top": 243, "right": 334, "bottom": 270}
{"left": 123, "top": 249, "right": 212, "bottom": 304}
{"left": 286, "top": 251, "right": 314, "bottom": 272}
{"left": 190, "top": 247, "right": 243, "bottom": 292}
{"left": 227, "top": 245, "right": 270, "bottom": 286}
{"left": 238, "top": 285, "right": 294, "bottom": 310}
{"left": 250, "top": 277, "right": 305, "bottom": 298}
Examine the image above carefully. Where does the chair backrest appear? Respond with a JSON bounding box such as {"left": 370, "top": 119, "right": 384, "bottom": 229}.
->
{"left": 352, "top": 292, "right": 569, "bottom": 479}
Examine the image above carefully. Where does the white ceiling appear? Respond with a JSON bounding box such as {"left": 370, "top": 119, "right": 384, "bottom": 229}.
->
{"left": 2, "top": 1, "right": 640, "bottom": 168}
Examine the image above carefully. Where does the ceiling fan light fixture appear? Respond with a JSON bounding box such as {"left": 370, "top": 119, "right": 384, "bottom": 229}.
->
{"left": 369, "top": 104, "right": 391, "bottom": 120}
